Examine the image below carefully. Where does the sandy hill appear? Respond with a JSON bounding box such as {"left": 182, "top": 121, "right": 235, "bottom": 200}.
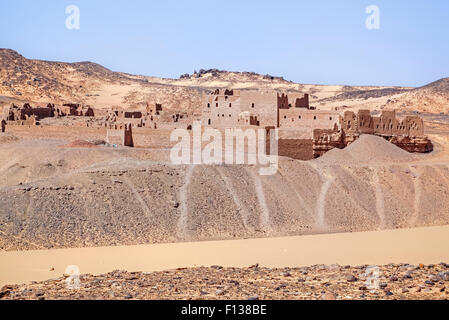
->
{"left": 5, "top": 49, "right": 445, "bottom": 115}
{"left": 388, "top": 78, "right": 449, "bottom": 113}
{"left": 317, "top": 77, "right": 449, "bottom": 114}
{"left": 0, "top": 49, "right": 203, "bottom": 113}
{"left": 0, "top": 133, "right": 448, "bottom": 251}
{"left": 317, "top": 135, "right": 417, "bottom": 165}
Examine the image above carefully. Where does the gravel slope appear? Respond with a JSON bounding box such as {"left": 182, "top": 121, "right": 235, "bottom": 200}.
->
{"left": 0, "top": 136, "right": 448, "bottom": 251}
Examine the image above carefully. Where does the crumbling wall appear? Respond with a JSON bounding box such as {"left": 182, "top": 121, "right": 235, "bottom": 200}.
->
{"left": 317, "top": 109, "right": 432, "bottom": 157}
{"left": 312, "top": 128, "right": 346, "bottom": 158}
{"left": 278, "top": 109, "right": 339, "bottom": 136}
{"left": 278, "top": 139, "right": 314, "bottom": 160}
{"left": 405, "top": 116, "right": 424, "bottom": 137}
{"left": 202, "top": 90, "right": 242, "bottom": 127}
{"left": 340, "top": 111, "right": 358, "bottom": 133}
{"left": 106, "top": 123, "right": 134, "bottom": 147}
{"left": 373, "top": 110, "right": 396, "bottom": 135}
{"left": 4, "top": 103, "right": 55, "bottom": 122}
{"left": 295, "top": 94, "right": 309, "bottom": 109}
{"left": 124, "top": 111, "right": 142, "bottom": 119}
{"left": 277, "top": 93, "right": 289, "bottom": 109}
{"left": 63, "top": 104, "right": 95, "bottom": 117}
{"left": 265, "top": 127, "right": 314, "bottom": 160}
{"left": 357, "top": 109, "right": 374, "bottom": 134}
{"left": 6, "top": 125, "right": 107, "bottom": 141}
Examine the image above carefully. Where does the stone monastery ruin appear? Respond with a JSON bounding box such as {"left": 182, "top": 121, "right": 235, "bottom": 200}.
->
{"left": 1, "top": 88, "right": 433, "bottom": 159}
{"left": 201, "top": 89, "right": 433, "bottom": 159}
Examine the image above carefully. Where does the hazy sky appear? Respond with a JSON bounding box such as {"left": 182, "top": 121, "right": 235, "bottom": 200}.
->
{"left": 1, "top": 0, "right": 448, "bottom": 87}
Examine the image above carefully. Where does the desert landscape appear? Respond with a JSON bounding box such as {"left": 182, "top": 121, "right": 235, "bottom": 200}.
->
{"left": 1, "top": 49, "right": 449, "bottom": 300}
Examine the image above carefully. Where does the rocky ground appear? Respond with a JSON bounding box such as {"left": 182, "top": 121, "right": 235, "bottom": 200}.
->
{"left": 1, "top": 263, "right": 448, "bottom": 300}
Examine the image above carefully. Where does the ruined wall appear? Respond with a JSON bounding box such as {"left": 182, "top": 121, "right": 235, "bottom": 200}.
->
{"left": 202, "top": 89, "right": 278, "bottom": 128}
{"left": 237, "top": 112, "right": 260, "bottom": 126}
{"left": 124, "top": 111, "right": 142, "bottom": 119}
{"left": 342, "top": 110, "right": 425, "bottom": 137}
{"left": 63, "top": 104, "right": 95, "bottom": 117}
{"left": 388, "top": 135, "right": 433, "bottom": 153}
{"left": 294, "top": 94, "right": 310, "bottom": 109}
{"left": 406, "top": 116, "right": 425, "bottom": 137}
{"left": 356, "top": 109, "right": 375, "bottom": 134}
{"left": 277, "top": 93, "right": 289, "bottom": 109}
{"left": 315, "top": 109, "right": 432, "bottom": 157}
{"left": 312, "top": 128, "right": 346, "bottom": 158}
{"left": 21, "top": 103, "right": 55, "bottom": 120}
{"left": 202, "top": 90, "right": 316, "bottom": 129}
{"left": 106, "top": 124, "right": 134, "bottom": 147}
{"left": 240, "top": 90, "right": 278, "bottom": 128}
{"left": 340, "top": 111, "right": 358, "bottom": 133}
{"left": 6, "top": 125, "right": 108, "bottom": 141}
{"left": 265, "top": 127, "right": 314, "bottom": 160}
{"left": 278, "top": 109, "right": 340, "bottom": 137}
{"left": 6, "top": 115, "right": 37, "bottom": 126}
{"left": 202, "top": 90, "right": 244, "bottom": 128}
{"left": 372, "top": 110, "right": 396, "bottom": 135}
{"left": 278, "top": 139, "right": 314, "bottom": 160}
{"left": 4, "top": 103, "right": 54, "bottom": 122}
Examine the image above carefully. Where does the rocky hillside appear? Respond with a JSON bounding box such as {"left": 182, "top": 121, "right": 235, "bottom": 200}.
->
{"left": 0, "top": 49, "right": 203, "bottom": 111}
{"left": 317, "top": 77, "right": 449, "bottom": 114}
{"left": 1, "top": 49, "right": 448, "bottom": 114}
{"left": 0, "top": 49, "right": 114, "bottom": 103}
{"left": 396, "top": 78, "right": 449, "bottom": 113}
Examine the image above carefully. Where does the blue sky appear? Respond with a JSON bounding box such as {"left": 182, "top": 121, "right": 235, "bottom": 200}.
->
{"left": 0, "top": 0, "right": 448, "bottom": 87}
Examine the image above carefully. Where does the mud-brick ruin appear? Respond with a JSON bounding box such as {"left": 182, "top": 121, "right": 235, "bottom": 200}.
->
{"left": 106, "top": 123, "right": 134, "bottom": 147}
{"left": 202, "top": 89, "right": 433, "bottom": 160}
{"left": 1, "top": 101, "right": 191, "bottom": 148}
{"left": 0, "top": 90, "right": 433, "bottom": 159}
{"left": 2, "top": 103, "right": 94, "bottom": 124}
{"left": 313, "top": 109, "right": 433, "bottom": 158}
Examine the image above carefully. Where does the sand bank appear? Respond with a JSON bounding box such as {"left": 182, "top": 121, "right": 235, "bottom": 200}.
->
{"left": 1, "top": 225, "right": 449, "bottom": 286}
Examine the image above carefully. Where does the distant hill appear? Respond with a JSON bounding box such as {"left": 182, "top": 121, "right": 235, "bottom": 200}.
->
{"left": 418, "top": 77, "right": 449, "bottom": 94}
{"left": 1, "top": 49, "right": 447, "bottom": 114}
{"left": 384, "top": 78, "right": 449, "bottom": 113}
